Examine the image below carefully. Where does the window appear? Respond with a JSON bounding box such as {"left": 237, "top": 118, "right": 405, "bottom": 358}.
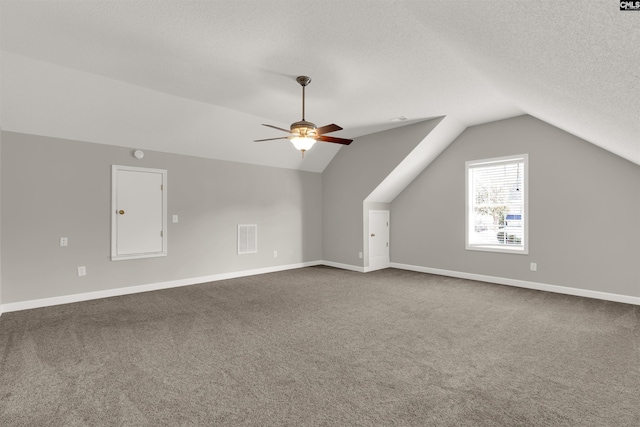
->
{"left": 466, "top": 154, "right": 528, "bottom": 254}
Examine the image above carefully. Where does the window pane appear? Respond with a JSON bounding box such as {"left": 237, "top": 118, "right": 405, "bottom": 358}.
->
{"left": 467, "top": 155, "right": 527, "bottom": 253}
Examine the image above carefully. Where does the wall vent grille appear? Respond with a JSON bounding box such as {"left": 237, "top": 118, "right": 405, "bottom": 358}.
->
{"left": 238, "top": 224, "right": 257, "bottom": 254}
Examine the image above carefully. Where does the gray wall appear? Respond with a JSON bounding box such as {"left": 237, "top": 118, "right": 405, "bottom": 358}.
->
{"left": 391, "top": 115, "right": 640, "bottom": 297}
{"left": 1, "top": 131, "right": 322, "bottom": 304}
{"left": 322, "top": 120, "right": 440, "bottom": 267}
{"left": 0, "top": 129, "right": 2, "bottom": 307}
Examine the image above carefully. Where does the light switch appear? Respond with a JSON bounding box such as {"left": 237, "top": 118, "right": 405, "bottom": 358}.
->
{"left": 172, "top": 215, "right": 179, "bottom": 223}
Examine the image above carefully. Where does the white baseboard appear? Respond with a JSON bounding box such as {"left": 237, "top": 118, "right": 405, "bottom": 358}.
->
{"left": 0, "top": 261, "right": 323, "bottom": 314}
{"left": 363, "top": 265, "right": 390, "bottom": 273}
{"left": 390, "top": 262, "right": 640, "bottom": 306}
{"left": 3, "top": 260, "right": 636, "bottom": 315}
{"left": 321, "top": 260, "right": 365, "bottom": 273}
{"left": 321, "top": 261, "right": 389, "bottom": 273}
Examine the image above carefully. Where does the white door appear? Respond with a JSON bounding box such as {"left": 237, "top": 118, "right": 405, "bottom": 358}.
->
{"left": 112, "top": 165, "right": 167, "bottom": 260}
{"left": 368, "top": 210, "right": 389, "bottom": 271}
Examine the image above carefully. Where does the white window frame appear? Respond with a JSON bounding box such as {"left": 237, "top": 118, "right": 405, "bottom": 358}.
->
{"left": 465, "top": 154, "right": 529, "bottom": 254}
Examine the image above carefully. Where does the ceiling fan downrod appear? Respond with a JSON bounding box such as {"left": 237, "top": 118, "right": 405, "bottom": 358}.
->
{"left": 296, "top": 76, "right": 311, "bottom": 121}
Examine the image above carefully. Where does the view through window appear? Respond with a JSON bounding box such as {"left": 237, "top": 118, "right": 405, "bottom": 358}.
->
{"left": 466, "top": 154, "right": 528, "bottom": 254}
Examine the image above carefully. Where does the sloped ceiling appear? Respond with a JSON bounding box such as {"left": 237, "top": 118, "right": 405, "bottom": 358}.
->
{"left": 1, "top": 1, "right": 637, "bottom": 171}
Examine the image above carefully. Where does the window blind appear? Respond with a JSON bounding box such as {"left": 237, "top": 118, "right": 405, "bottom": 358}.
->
{"left": 467, "top": 155, "right": 527, "bottom": 252}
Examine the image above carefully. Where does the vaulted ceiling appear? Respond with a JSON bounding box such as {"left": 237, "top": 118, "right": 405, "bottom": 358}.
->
{"left": 1, "top": 1, "right": 638, "bottom": 171}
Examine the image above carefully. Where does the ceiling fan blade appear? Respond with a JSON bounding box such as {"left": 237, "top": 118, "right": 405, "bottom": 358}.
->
{"left": 319, "top": 135, "right": 353, "bottom": 145}
{"left": 262, "top": 124, "right": 291, "bottom": 133}
{"left": 316, "top": 124, "right": 343, "bottom": 135}
{"left": 253, "top": 137, "right": 290, "bottom": 142}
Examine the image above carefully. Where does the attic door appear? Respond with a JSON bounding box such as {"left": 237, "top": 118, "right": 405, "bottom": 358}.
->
{"left": 111, "top": 165, "right": 167, "bottom": 260}
{"left": 368, "top": 210, "right": 390, "bottom": 271}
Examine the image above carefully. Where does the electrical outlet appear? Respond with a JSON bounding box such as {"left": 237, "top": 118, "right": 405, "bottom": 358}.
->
{"left": 530, "top": 262, "right": 537, "bottom": 272}
{"left": 60, "top": 237, "right": 68, "bottom": 247}
{"left": 359, "top": 252, "right": 363, "bottom": 259}
{"left": 77, "top": 266, "right": 87, "bottom": 277}
{"left": 274, "top": 250, "right": 278, "bottom": 258}
{"left": 172, "top": 215, "right": 178, "bottom": 223}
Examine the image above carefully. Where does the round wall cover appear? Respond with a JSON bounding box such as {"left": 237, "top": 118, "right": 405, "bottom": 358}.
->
{"left": 133, "top": 150, "right": 144, "bottom": 159}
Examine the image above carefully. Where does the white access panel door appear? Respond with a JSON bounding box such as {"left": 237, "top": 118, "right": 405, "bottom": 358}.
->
{"left": 112, "top": 165, "right": 167, "bottom": 260}
{"left": 368, "top": 210, "right": 390, "bottom": 271}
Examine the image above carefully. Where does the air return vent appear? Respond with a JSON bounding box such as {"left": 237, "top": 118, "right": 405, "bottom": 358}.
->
{"left": 238, "top": 224, "right": 257, "bottom": 254}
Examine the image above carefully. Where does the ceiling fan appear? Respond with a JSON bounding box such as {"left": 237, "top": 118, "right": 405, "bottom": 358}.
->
{"left": 254, "top": 76, "right": 353, "bottom": 157}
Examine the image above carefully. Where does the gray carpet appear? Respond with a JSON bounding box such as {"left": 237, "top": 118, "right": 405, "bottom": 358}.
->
{"left": 1, "top": 266, "right": 639, "bottom": 426}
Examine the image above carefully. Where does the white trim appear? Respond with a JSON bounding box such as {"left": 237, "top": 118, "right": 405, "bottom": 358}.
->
{"left": 368, "top": 210, "right": 390, "bottom": 271}
{"left": 111, "top": 165, "right": 168, "bottom": 261}
{"left": 5, "top": 260, "right": 635, "bottom": 314}
{"left": 111, "top": 252, "right": 168, "bottom": 261}
{"left": 321, "top": 260, "right": 366, "bottom": 273}
{"left": 0, "top": 261, "right": 323, "bottom": 313}
{"left": 324, "top": 262, "right": 388, "bottom": 273}
{"left": 466, "top": 154, "right": 529, "bottom": 255}
{"left": 390, "top": 262, "right": 640, "bottom": 306}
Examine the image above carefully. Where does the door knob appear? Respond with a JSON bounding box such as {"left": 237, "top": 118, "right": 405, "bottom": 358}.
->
{"left": 119, "top": 210, "right": 125, "bottom": 215}
{"left": 371, "top": 233, "right": 375, "bottom": 237}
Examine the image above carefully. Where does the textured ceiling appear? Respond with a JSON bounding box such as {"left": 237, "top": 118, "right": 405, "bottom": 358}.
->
{"left": 1, "top": 0, "right": 638, "bottom": 170}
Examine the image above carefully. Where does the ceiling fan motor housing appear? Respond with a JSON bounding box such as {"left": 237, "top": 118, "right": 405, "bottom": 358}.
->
{"left": 291, "top": 120, "right": 317, "bottom": 137}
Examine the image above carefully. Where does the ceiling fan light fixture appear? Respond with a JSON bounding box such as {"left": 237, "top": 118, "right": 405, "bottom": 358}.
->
{"left": 290, "top": 136, "right": 316, "bottom": 153}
